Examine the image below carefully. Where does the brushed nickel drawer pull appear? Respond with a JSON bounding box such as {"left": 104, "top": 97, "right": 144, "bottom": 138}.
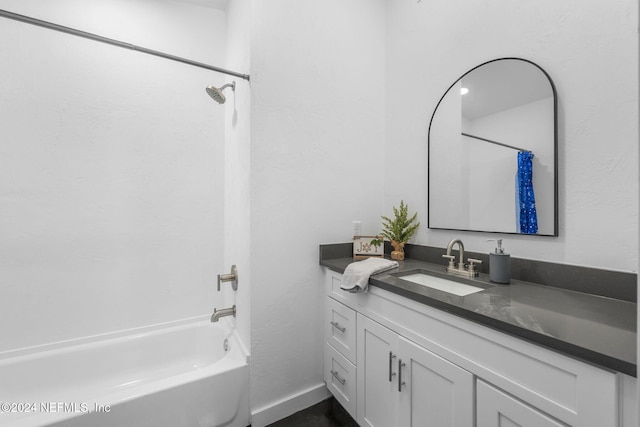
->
{"left": 330, "top": 369, "right": 346, "bottom": 385}
{"left": 330, "top": 321, "right": 346, "bottom": 333}
{"left": 389, "top": 351, "right": 397, "bottom": 382}
{"left": 398, "top": 359, "right": 406, "bottom": 392}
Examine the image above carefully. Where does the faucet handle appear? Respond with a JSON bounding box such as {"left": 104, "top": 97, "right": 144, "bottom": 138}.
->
{"left": 442, "top": 254, "right": 456, "bottom": 268}
{"left": 467, "top": 258, "right": 483, "bottom": 273}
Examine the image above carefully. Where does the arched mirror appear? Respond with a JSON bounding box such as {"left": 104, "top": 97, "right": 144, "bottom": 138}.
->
{"left": 428, "top": 58, "right": 558, "bottom": 236}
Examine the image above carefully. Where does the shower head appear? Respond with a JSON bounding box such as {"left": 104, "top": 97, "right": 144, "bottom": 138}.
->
{"left": 206, "top": 81, "right": 236, "bottom": 104}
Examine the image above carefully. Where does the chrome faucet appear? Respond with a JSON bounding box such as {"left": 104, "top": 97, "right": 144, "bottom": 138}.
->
{"left": 442, "top": 238, "right": 482, "bottom": 278}
{"left": 211, "top": 305, "right": 236, "bottom": 322}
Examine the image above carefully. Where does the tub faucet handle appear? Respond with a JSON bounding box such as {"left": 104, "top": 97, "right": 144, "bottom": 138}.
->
{"left": 217, "top": 265, "right": 238, "bottom": 291}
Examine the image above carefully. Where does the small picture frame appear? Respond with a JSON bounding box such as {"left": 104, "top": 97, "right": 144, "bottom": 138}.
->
{"left": 353, "top": 235, "right": 384, "bottom": 259}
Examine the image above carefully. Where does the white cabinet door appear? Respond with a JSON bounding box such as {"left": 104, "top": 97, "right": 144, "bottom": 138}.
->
{"left": 357, "top": 314, "right": 399, "bottom": 427}
{"left": 397, "top": 336, "right": 474, "bottom": 427}
{"left": 477, "top": 380, "right": 569, "bottom": 427}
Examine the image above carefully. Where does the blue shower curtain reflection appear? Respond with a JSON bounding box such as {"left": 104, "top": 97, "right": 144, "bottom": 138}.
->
{"left": 517, "top": 151, "right": 538, "bottom": 234}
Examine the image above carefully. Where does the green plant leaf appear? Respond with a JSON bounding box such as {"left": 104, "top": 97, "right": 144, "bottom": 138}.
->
{"left": 379, "top": 200, "right": 420, "bottom": 243}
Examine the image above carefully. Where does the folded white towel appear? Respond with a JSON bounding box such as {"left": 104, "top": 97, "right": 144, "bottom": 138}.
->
{"left": 340, "top": 258, "right": 399, "bottom": 293}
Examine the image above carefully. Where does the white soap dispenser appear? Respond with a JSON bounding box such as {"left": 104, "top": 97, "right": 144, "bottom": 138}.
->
{"left": 487, "top": 239, "right": 510, "bottom": 284}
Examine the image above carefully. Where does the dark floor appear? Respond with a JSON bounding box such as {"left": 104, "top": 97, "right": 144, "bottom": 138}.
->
{"left": 265, "top": 397, "right": 359, "bottom": 427}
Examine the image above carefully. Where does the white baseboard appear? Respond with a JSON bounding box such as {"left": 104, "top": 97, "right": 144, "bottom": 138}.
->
{"left": 250, "top": 382, "right": 331, "bottom": 427}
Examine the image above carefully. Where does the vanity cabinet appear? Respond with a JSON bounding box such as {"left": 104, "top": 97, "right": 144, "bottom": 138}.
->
{"left": 323, "top": 269, "right": 624, "bottom": 427}
{"left": 357, "top": 314, "right": 473, "bottom": 427}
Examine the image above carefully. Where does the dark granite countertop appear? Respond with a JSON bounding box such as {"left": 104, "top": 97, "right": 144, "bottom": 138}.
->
{"left": 320, "top": 256, "right": 637, "bottom": 377}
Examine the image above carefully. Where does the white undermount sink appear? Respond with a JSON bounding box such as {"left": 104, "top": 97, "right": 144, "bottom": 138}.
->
{"left": 395, "top": 271, "right": 485, "bottom": 296}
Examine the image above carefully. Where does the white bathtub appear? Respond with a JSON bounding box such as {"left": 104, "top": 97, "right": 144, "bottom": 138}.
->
{"left": 0, "top": 317, "right": 250, "bottom": 427}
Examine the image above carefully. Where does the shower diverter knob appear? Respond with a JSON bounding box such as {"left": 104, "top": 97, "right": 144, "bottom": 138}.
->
{"left": 217, "top": 265, "right": 238, "bottom": 291}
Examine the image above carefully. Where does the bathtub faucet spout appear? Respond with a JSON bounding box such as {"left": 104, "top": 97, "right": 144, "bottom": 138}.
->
{"left": 211, "top": 305, "right": 236, "bottom": 322}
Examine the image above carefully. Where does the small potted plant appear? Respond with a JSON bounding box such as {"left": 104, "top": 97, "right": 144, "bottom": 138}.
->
{"left": 373, "top": 200, "right": 420, "bottom": 261}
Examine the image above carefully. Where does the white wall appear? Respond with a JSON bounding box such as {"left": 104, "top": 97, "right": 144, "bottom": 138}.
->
{"left": 386, "top": 0, "right": 639, "bottom": 272}
{"left": 0, "top": 0, "right": 230, "bottom": 352}
{"left": 249, "top": 0, "right": 386, "bottom": 424}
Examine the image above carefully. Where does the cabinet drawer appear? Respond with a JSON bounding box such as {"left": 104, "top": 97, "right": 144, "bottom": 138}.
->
{"left": 477, "top": 380, "right": 568, "bottom": 427}
{"left": 326, "top": 269, "right": 366, "bottom": 307}
{"left": 326, "top": 297, "right": 357, "bottom": 363}
{"left": 325, "top": 342, "right": 356, "bottom": 419}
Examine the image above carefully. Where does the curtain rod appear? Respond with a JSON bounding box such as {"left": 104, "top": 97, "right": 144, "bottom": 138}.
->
{"left": 461, "top": 132, "right": 531, "bottom": 153}
{"left": 0, "top": 9, "right": 250, "bottom": 81}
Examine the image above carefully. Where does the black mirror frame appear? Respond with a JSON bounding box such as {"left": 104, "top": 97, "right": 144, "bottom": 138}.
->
{"left": 427, "top": 57, "right": 559, "bottom": 237}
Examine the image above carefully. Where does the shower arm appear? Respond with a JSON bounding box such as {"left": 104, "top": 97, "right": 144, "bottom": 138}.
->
{"left": 0, "top": 9, "right": 250, "bottom": 82}
{"left": 218, "top": 83, "right": 235, "bottom": 91}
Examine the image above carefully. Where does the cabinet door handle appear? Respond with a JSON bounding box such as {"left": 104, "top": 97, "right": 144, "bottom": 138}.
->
{"left": 330, "top": 369, "right": 346, "bottom": 385}
{"left": 388, "top": 351, "right": 397, "bottom": 382}
{"left": 398, "top": 359, "right": 406, "bottom": 392}
{"left": 330, "top": 321, "right": 346, "bottom": 333}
